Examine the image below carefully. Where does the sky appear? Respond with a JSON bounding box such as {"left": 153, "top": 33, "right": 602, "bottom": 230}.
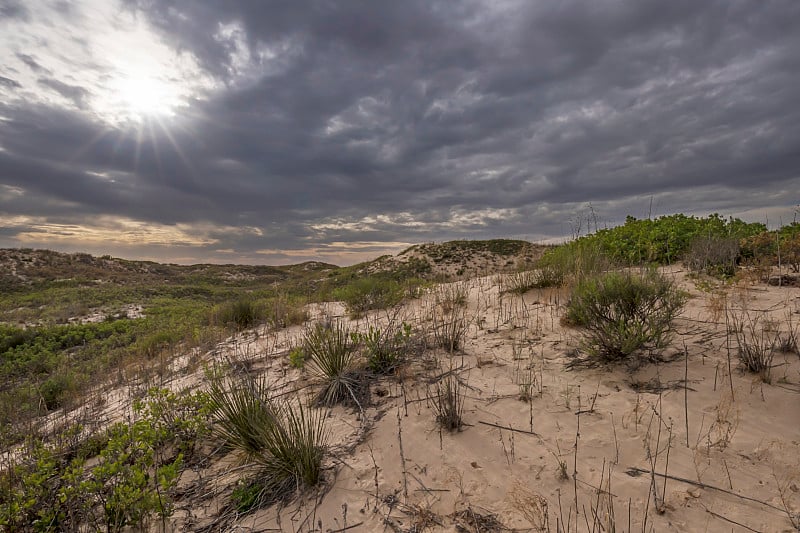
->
{"left": 1, "top": 0, "right": 799, "bottom": 266}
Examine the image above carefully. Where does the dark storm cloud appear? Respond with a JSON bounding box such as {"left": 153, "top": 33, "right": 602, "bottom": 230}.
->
{"left": 2, "top": 0, "right": 800, "bottom": 263}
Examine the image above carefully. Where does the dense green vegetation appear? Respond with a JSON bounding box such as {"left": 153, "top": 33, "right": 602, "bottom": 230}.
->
{"left": 542, "top": 213, "right": 765, "bottom": 269}
{"left": 532, "top": 214, "right": 770, "bottom": 286}
{"left": 0, "top": 388, "right": 212, "bottom": 532}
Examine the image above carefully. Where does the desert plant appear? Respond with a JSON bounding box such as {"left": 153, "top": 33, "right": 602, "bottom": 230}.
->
{"left": 288, "top": 346, "right": 306, "bottom": 369}
{"left": 434, "top": 281, "right": 469, "bottom": 313}
{"left": 356, "top": 321, "right": 413, "bottom": 374}
{"left": 729, "top": 311, "right": 778, "bottom": 382}
{"left": 208, "top": 374, "right": 279, "bottom": 458}
{"left": 685, "top": 236, "right": 739, "bottom": 278}
{"left": 432, "top": 374, "right": 464, "bottom": 431}
{"left": 500, "top": 269, "right": 538, "bottom": 294}
{"left": 265, "top": 294, "right": 309, "bottom": 329}
{"left": 534, "top": 239, "right": 608, "bottom": 288}
{"left": 566, "top": 270, "right": 686, "bottom": 362}
{"left": 207, "top": 375, "right": 327, "bottom": 499}
{"left": 431, "top": 308, "right": 468, "bottom": 352}
{"left": 303, "top": 322, "right": 362, "bottom": 406}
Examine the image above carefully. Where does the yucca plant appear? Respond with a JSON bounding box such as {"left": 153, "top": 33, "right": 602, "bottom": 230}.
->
{"left": 303, "top": 322, "right": 361, "bottom": 406}
{"left": 208, "top": 375, "right": 278, "bottom": 458}
{"left": 207, "top": 375, "right": 327, "bottom": 501}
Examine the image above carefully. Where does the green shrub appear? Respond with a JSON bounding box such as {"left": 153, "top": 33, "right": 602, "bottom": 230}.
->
{"left": 39, "top": 372, "right": 76, "bottom": 410}
{"left": 288, "top": 347, "right": 306, "bottom": 369}
{"left": 566, "top": 270, "right": 686, "bottom": 362}
{"left": 303, "top": 322, "right": 362, "bottom": 406}
{"left": 0, "top": 388, "right": 209, "bottom": 532}
{"left": 333, "top": 277, "right": 404, "bottom": 318}
{"left": 357, "top": 322, "right": 413, "bottom": 374}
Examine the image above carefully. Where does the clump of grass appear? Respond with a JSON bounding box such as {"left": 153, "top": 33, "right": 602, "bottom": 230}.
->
{"left": 429, "top": 282, "right": 469, "bottom": 352}
{"left": 729, "top": 311, "right": 777, "bottom": 382}
{"left": 265, "top": 294, "right": 309, "bottom": 329}
{"left": 432, "top": 374, "right": 464, "bottom": 431}
{"left": 431, "top": 309, "right": 468, "bottom": 353}
{"left": 500, "top": 269, "right": 538, "bottom": 294}
{"left": 211, "top": 298, "right": 265, "bottom": 330}
{"left": 303, "top": 322, "right": 363, "bottom": 406}
{"left": 208, "top": 374, "right": 327, "bottom": 500}
{"left": 534, "top": 240, "right": 608, "bottom": 288}
{"left": 566, "top": 270, "right": 686, "bottom": 363}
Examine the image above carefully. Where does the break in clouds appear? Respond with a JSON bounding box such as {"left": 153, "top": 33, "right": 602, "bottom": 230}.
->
{"left": 1, "top": 0, "right": 799, "bottom": 264}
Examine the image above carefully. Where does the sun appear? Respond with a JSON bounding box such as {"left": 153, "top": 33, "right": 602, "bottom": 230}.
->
{"left": 112, "top": 74, "right": 181, "bottom": 120}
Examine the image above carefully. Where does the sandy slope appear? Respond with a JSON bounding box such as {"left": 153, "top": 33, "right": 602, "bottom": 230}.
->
{"left": 148, "top": 266, "right": 796, "bottom": 533}
{"left": 24, "top": 267, "right": 799, "bottom": 532}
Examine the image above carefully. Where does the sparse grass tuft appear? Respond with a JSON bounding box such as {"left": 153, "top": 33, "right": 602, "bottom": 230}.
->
{"left": 729, "top": 311, "right": 778, "bottom": 382}
{"left": 432, "top": 374, "right": 464, "bottom": 431}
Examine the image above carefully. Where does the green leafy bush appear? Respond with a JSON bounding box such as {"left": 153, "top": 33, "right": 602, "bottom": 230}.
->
{"left": 356, "top": 322, "right": 413, "bottom": 374}
{"left": 0, "top": 388, "right": 210, "bottom": 532}
{"left": 566, "top": 270, "right": 686, "bottom": 363}
{"left": 333, "top": 277, "right": 405, "bottom": 318}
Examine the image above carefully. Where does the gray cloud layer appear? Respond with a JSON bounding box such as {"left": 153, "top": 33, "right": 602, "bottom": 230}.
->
{"left": 1, "top": 0, "right": 799, "bottom": 264}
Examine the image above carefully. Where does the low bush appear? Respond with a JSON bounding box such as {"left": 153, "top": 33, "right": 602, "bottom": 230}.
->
{"left": 0, "top": 388, "right": 211, "bottom": 532}
{"left": 356, "top": 322, "right": 413, "bottom": 374}
{"left": 211, "top": 298, "right": 265, "bottom": 330}
{"left": 333, "top": 277, "right": 405, "bottom": 318}
{"left": 685, "top": 236, "right": 739, "bottom": 278}
{"left": 566, "top": 270, "right": 686, "bottom": 363}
